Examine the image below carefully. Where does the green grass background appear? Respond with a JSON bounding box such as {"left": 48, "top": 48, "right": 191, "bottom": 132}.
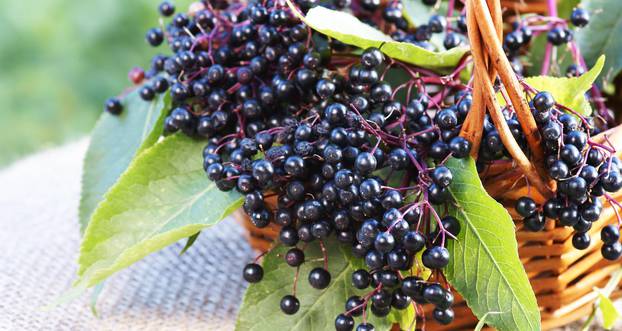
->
{"left": 0, "top": 0, "right": 193, "bottom": 167}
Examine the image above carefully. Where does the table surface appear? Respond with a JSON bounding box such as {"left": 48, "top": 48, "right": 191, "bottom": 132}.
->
{"left": 0, "top": 139, "right": 255, "bottom": 330}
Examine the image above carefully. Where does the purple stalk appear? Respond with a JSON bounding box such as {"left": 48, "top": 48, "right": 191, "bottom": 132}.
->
{"left": 541, "top": 42, "right": 553, "bottom": 75}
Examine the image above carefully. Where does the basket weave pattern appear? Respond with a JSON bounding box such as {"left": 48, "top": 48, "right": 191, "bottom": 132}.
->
{"left": 237, "top": 0, "right": 622, "bottom": 329}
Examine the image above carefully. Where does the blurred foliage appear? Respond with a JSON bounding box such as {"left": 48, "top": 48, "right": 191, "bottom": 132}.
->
{"left": 0, "top": 0, "right": 192, "bottom": 166}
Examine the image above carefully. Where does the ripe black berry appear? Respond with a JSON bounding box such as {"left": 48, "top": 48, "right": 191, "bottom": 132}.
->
{"left": 105, "top": 97, "right": 123, "bottom": 115}
{"left": 572, "top": 232, "right": 591, "bottom": 250}
{"left": 351, "top": 269, "right": 370, "bottom": 289}
{"left": 280, "top": 295, "right": 300, "bottom": 315}
{"left": 516, "top": 196, "right": 537, "bottom": 217}
{"left": 158, "top": 1, "right": 175, "bottom": 17}
{"left": 422, "top": 246, "right": 450, "bottom": 269}
{"left": 335, "top": 314, "right": 355, "bottom": 331}
{"left": 433, "top": 307, "right": 455, "bottom": 325}
{"left": 601, "top": 225, "right": 620, "bottom": 245}
{"left": 570, "top": 7, "right": 590, "bottom": 27}
{"left": 243, "top": 263, "right": 263, "bottom": 283}
{"left": 532, "top": 91, "right": 555, "bottom": 112}
{"left": 308, "top": 267, "right": 331, "bottom": 289}
{"left": 146, "top": 28, "right": 164, "bottom": 47}
{"left": 602, "top": 242, "right": 622, "bottom": 261}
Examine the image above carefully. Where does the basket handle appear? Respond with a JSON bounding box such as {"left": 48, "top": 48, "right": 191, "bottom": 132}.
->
{"left": 460, "top": 0, "right": 553, "bottom": 196}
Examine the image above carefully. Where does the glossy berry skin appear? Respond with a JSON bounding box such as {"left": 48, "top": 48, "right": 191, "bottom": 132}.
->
{"left": 422, "top": 246, "right": 450, "bottom": 269}
{"left": 549, "top": 161, "right": 569, "bottom": 180}
{"left": 524, "top": 214, "right": 546, "bottom": 232}
{"left": 139, "top": 86, "right": 155, "bottom": 101}
{"left": 308, "top": 267, "right": 331, "bottom": 289}
{"left": 345, "top": 296, "right": 365, "bottom": 316}
{"left": 443, "top": 33, "right": 461, "bottom": 49}
{"left": 146, "top": 28, "right": 164, "bottom": 47}
{"left": 423, "top": 283, "right": 446, "bottom": 305}
{"left": 285, "top": 248, "right": 305, "bottom": 267}
{"left": 532, "top": 91, "right": 555, "bottom": 112}
{"left": 572, "top": 232, "right": 591, "bottom": 250}
{"left": 335, "top": 314, "right": 355, "bottom": 331}
{"left": 449, "top": 137, "right": 471, "bottom": 158}
{"left": 280, "top": 295, "right": 300, "bottom": 315}
{"left": 361, "top": 47, "right": 384, "bottom": 68}
{"left": 351, "top": 269, "right": 370, "bottom": 289}
{"left": 105, "top": 98, "right": 123, "bottom": 115}
{"left": 355, "top": 152, "right": 377, "bottom": 175}
{"left": 432, "top": 166, "right": 453, "bottom": 187}
{"left": 158, "top": 1, "right": 175, "bottom": 17}
{"left": 403, "top": 231, "right": 425, "bottom": 252}
{"left": 356, "top": 323, "right": 375, "bottom": 331}
{"left": 392, "top": 289, "right": 411, "bottom": 309}
{"left": 601, "top": 225, "right": 620, "bottom": 245}
{"left": 374, "top": 232, "right": 396, "bottom": 253}
{"left": 516, "top": 197, "right": 537, "bottom": 217}
{"left": 441, "top": 216, "right": 461, "bottom": 237}
{"left": 433, "top": 308, "right": 455, "bottom": 325}
{"left": 243, "top": 263, "right": 263, "bottom": 283}
{"left": 548, "top": 27, "right": 570, "bottom": 46}
{"left": 571, "top": 8, "right": 590, "bottom": 27}
{"left": 602, "top": 242, "right": 622, "bottom": 261}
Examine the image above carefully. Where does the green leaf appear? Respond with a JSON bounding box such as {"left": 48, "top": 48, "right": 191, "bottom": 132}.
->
{"left": 443, "top": 157, "right": 540, "bottom": 331}
{"left": 522, "top": 55, "right": 604, "bottom": 116}
{"left": 598, "top": 293, "right": 621, "bottom": 329}
{"left": 179, "top": 231, "right": 200, "bottom": 255}
{"left": 473, "top": 311, "right": 504, "bottom": 331}
{"left": 287, "top": 3, "right": 468, "bottom": 70}
{"left": 79, "top": 90, "right": 170, "bottom": 233}
{"left": 236, "top": 239, "right": 394, "bottom": 331}
{"left": 402, "top": 0, "right": 442, "bottom": 26}
{"left": 74, "top": 134, "right": 243, "bottom": 291}
{"left": 577, "top": 0, "right": 622, "bottom": 82}
{"left": 90, "top": 283, "right": 105, "bottom": 317}
{"left": 387, "top": 304, "right": 416, "bottom": 331}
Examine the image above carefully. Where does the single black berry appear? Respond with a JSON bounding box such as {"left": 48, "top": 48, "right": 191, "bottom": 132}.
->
{"left": 280, "top": 295, "right": 300, "bottom": 315}
{"left": 308, "top": 267, "right": 331, "bottom": 289}
{"left": 243, "top": 263, "right": 263, "bottom": 283}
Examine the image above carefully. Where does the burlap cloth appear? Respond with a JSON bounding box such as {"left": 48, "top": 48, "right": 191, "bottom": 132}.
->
{"left": 0, "top": 139, "right": 617, "bottom": 330}
{"left": 0, "top": 139, "right": 254, "bottom": 330}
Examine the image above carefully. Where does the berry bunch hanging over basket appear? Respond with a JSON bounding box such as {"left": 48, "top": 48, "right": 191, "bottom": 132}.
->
{"left": 78, "top": 0, "right": 622, "bottom": 330}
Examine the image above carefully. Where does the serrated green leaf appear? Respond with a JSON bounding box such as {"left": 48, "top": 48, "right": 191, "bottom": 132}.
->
{"left": 236, "top": 239, "right": 393, "bottom": 331}
{"left": 443, "top": 157, "right": 540, "bottom": 331}
{"left": 74, "top": 134, "right": 243, "bottom": 291}
{"left": 521, "top": 55, "right": 604, "bottom": 116}
{"left": 79, "top": 90, "right": 170, "bottom": 233}
{"left": 598, "top": 293, "right": 621, "bottom": 329}
{"left": 577, "top": 0, "right": 622, "bottom": 82}
{"left": 288, "top": 3, "right": 468, "bottom": 70}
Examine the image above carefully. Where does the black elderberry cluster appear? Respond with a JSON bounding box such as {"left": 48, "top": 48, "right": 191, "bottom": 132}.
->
{"left": 107, "top": 0, "right": 474, "bottom": 328}
{"left": 382, "top": 2, "right": 466, "bottom": 52}
{"left": 101, "top": 0, "right": 618, "bottom": 329}
{"left": 502, "top": 6, "right": 590, "bottom": 77}
{"left": 515, "top": 91, "right": 622, "bottom": 259}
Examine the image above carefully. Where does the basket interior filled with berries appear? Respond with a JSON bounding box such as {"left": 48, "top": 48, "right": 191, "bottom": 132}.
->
{"left": 63, "top": 0, "right": 622, "bottom": 330}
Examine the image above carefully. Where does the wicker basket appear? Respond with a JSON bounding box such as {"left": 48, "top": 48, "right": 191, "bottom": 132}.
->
{"left": 236, "top": 0, "right": 622, "bottom": 329}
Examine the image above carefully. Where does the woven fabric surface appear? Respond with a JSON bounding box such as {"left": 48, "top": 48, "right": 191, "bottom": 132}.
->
{"left": 0, "top": 139, "right": 254, "bottom": 331}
